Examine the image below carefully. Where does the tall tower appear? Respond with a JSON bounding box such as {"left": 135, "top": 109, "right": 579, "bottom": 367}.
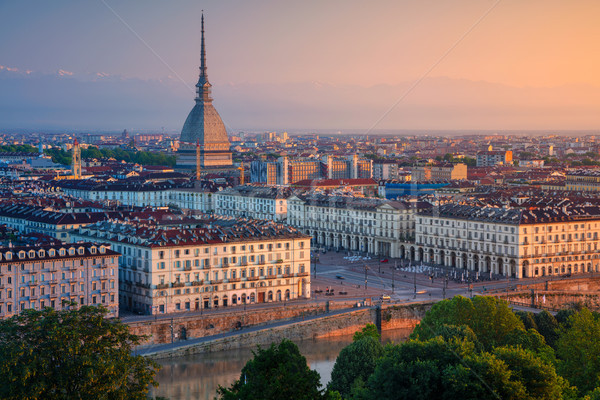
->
{"left": 178, "top": 12, "right": 232, "bottom": 169}
{"left": 238, "top": 162, "right": 245, "bottom": 185}
{"left": 72, "top": 139, "right": 81, "bottom": 178}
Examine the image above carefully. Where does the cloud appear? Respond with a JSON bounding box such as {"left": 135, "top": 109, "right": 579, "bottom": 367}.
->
{"left": 0, "top": 65, "right": 19, "bottom": 72}
{"left": 96, "top": 72, "right": 110, "bottom": 78}
{"left": 57, "top": 69, "right": 74, "bottom": 76}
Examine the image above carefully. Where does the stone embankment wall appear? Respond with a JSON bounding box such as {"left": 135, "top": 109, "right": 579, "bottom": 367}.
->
{"left": 494, "top": 277, "right": 600, "bottom": 311}
{"left": 138, "top": 302, "right": 433, "bottom": 358}
{"left": 128, "top": 300, "right": 366, "bottom": 346}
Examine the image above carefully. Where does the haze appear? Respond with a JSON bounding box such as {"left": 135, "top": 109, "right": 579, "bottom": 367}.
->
{"left": 1, "top": 0, "right": 600, "bottom": 132}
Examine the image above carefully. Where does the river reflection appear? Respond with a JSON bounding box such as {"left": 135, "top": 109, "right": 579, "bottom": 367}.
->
{"left": 152, "top": 328, "right": 412, "bottom": 400}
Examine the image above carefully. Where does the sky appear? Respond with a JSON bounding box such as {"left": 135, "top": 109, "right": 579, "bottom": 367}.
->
{"left": 1, "top": 0, "right": 600, "bottom": 132}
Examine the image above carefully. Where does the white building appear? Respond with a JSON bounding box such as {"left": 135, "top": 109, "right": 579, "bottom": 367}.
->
{"left": 415, "top": 204, "right": 600, "bottom": 279}
{"left": 287, "top": 193, "right": 431, "bottom": 258}
{"left": 214, "top": 186, "right": 291, "bottom": 221}
{"left": 71, "top": 216, "right": 311, "bottom": 315}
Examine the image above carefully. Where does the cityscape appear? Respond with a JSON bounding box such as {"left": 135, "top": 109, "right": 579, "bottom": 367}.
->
{"left": 2, "top": 1, "right": 600, "bottom": 399}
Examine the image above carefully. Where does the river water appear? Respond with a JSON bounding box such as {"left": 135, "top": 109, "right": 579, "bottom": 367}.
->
{"left": 152, "top": 328, "right": 412, "bottom": 400}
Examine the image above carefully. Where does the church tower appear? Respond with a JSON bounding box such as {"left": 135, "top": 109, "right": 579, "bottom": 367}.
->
{"left": 177, "top": 13, "right": 232, "bottom": 170}
{"left": 72, "top": 139, "right": 81, "bottom": 179}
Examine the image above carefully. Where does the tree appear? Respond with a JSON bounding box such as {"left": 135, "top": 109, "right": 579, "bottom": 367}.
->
{"left": 410, "top": 296, "right": 524, "bottom": 351}
{"left": 352, "top": 323, "right": 380, "bottom": 342}
{"left": 217, "top": 339, "right": 329, "bottom": 400}
{"left": 328, "top": 336, "right": 383, "bottom": 398}
{"left": 515, "top": 310, "right": 538, "bottom": 331}
{"left": 356, "top": 337, "right": 565, "bottom": 400}
{"left": 492, "top": 346, "right": 563, "bottom": 400}
{"left": 0, "top": 305, "right": 159, "bottom": 400}
{"left": 556, "top": 308, "right": 600, "bottom": 395}
{"left": 356, "top": 338, "right": 526, "bottom": 400}
{"left": 534, "top": 311, "right": 560, "bottom": 348}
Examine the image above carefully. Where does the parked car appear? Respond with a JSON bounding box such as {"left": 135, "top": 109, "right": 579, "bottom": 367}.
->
{"left": 380, "top": 258, "right": 389, "bottom": 263}
{"left": 381, "top": 295, "right": 391, "bottom": 302}
{"left": 336, "top": 275, "right": 345, "bottom": 280}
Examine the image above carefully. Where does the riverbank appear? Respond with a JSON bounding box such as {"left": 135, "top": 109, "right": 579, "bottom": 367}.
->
{"left": 138, "top": 301, "right": 433, "bottom": 359}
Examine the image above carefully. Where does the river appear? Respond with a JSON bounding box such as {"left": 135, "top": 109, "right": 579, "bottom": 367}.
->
{"left": 151, "top": 328, "right": 412, "bottom": 400}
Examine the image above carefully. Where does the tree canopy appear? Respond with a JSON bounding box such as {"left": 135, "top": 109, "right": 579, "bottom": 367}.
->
{"left": 410, "top": 296, "right": 524, "bottom": 351}
{"left": 45, "top": 146, "right": 176, "bottom": 167}
{"left": 0, "top": 305, "right": 159, "bottom": 400}
{"left": 217, "top": 339, "right": 333, "bottom": 400}
{"left": 329, "top": 325, "right": 383, "bottom": 399}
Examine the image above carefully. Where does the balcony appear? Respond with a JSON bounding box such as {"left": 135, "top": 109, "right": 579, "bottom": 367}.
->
{"left": 191, "top": 280, "right": 203, "bottom": 286}
{"left": 156, "top": 283, "right": 169, "bottom": 290}
{"left": 172, "top": 282, "right": 185, "bottom": 288}
{"left": 184, "top": 266, "right": 192, "bottom": 271}
{"left": 247, "top": 276, "right": 259, "bottom": 281}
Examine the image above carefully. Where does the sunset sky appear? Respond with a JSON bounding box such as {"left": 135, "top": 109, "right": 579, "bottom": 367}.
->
{"left": 2, "top": 0, "right": 600, "bottom": 131}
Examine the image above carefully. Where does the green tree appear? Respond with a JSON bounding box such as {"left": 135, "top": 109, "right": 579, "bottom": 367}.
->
{"left": 583, "top": 388, "right": 600, "bottom": 400}
{"left": 492, "top": 346, "right": 563, "bottom": 400}
{"left": 503, "top": 328, "right": 556, "bottom": 365}
{"left": 356, "top": 338, "right": 525, "bottom": 400}
{"left": 352, "top": 323, "right": 380, "bottom": 342}
{"left": 556, "top": 308, "right": 600, "bottom": 395}
{"left": 356, "top": 337, "right": 565, "bottom": 400}
{"left": 410, "top": 296, "right": 524, "bottom": 351}
{"left": 217, "top": 339, "right": 328, "bottom": 400}
{"left": 328, "top": 336, "right": 383, "bottom": 399}
{"left": 534, "top": 311, "right": 560, "bottom": 348}
{"left": 515, "top": 310, "right": 538, "bottom": 331}
{"left": 0, "top": 305, "right": 159, "bottom": 400}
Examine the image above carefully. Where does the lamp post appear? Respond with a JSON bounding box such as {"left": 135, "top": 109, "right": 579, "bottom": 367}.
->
{"left": 392, "top": 262, "right": 395, "bottom": 294}
{"left": 413, "top": 266, "right": 417, "bottom": 299}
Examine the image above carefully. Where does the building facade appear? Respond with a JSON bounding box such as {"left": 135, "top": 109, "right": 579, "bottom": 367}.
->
{"left": 0, "top": 243, "right": 119, "bottom": 319}
{"left": 214, "top": 186, "right": 290, "bottom": 221}
{"left": 71, "top": 217, "right": 311, "bottom": 315}
{"left": 287, "top": 194, "right": 431, "bottom": 257}
{"left": 415, "top": 204, "right": 600, "bottom": 279}
{"left": 565, "top": 170, "right": 600, "bottom": 192}
{"left": 476, "top": 150, "right": 513, "bottom": 167}
{"left": 411, "top": 163, "right": 467, "bottom": 182}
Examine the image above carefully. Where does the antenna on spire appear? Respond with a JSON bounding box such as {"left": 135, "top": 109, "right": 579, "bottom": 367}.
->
{"left": 200, "top": 11, "right": 207, "bottom": 79}
{"left": 195, "top": 10, "right": 212, "bottom": 102}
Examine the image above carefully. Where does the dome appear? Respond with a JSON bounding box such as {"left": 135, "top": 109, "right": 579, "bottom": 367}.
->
{"left": 180, "top": 101, "right": 229, "bottom": 147}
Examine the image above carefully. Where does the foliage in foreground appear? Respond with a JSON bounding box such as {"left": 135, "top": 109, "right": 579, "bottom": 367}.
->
{"left": 0, "top": 305, "right": 159, "bottom": 400}
{"left": 328, "top": 296, "right": 600, "bottom": 399}
{"left": 217, "top": 339, "right": 338, "bottom": 400}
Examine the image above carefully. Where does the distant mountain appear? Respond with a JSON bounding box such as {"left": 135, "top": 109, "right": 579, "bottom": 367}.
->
{"left": 1, "top": 67, "right": 600, "bottom": 132}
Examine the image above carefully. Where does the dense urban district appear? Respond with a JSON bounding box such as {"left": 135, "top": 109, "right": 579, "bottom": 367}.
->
{"left": 4, "top": 13, "right": 600, "bottom": 400}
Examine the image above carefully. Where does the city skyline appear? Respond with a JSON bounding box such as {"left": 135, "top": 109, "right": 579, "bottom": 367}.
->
{"left": 2, "top": 1, "right": 600, "bottom": 131}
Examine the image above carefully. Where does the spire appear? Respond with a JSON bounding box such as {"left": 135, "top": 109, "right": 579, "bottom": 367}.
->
{"left": 200, "top": 12, "right": 207, "bottom": 81}
{"left": 196, "top": 11, "right": 212, "bottom": 103}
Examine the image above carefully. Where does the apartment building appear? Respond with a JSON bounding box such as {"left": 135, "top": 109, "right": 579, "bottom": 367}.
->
{"left": 411, "top": 163, "right": 467, "bottom": 182}
{"left": 415, "top": 204, "right": 600, "bottom": 279}
{"left": 214, "top": 186, "right": 291, "bottom": 221}
{"left": 565, "top": 169, "right": 600, "bottom": 192}
{"left": 0, "top": 243, "right": 119, "bottom": 319}
{"left": 287, "top": 193, "right": 431, "bottom": 258}
{"left": 476, "top": 150, "right": 513, "bottom": 167}
{"left": 71, "top": 216, "right": 311, "bottom": 315}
